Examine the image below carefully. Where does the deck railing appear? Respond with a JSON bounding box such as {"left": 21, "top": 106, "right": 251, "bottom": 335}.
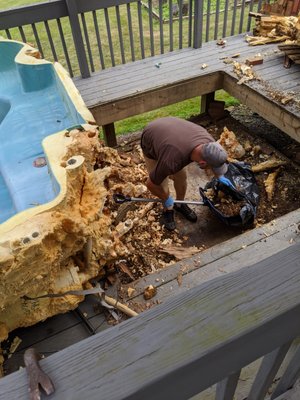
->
{"left": 0, "top": 0, "right": 265, "bottom": 78}
{"left": 0, "top": 243, "right": 300, "bottom": 399}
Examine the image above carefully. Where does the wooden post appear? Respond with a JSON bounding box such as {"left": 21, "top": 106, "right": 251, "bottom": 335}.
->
{"left": 193, "top": 0, "right": 203, "bottom": 48}
{"left": 102, "top": 123, "right": 117, "bottom": 147}
{"left": 65, "top": 0, "right": 90, "bottom": 79}
{"left": 200, "top": 92, "right": 215, "bottom": 115}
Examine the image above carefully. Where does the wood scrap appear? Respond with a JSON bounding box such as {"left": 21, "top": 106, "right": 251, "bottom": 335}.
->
{"left": 245, "top": 56, "right": 264, "bottom": 66}
{"left": 103, "top": 294, "right": 138, "bottom": 317}
{"left": 116, "top": 260, "right": 135, "bottom": 280}
{"left": 245, "top": 34, "right": 290, "bottom": 45}
{"left": 159, "top": 244, "right": 200, "bottom": 260}
{"left": 8, "top": 337, "right": 22, "bottom": 359}
{"left": 177, "top": 271, "right": 183, "bottom": 286}
{"left": 143, "top": 285, "right": 157, "bottom": 300}
{"left": 204, "top": 187, "right": 246, "bottom": 217}
{"left": 264, "top": 168, "right": 281, "bottom": 201}
{"left": 232, "top": 61, "right": 257, "bottom": 84}
{"left": 215, "top": 200, "right": 246, "bottom": 216}
{"left": 252, "top": 159, "right": 287, "bottom": 173}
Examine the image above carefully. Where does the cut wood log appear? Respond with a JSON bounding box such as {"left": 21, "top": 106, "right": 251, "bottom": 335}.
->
{"left": 248, "top": 15, "right": 299, "bottom": 46}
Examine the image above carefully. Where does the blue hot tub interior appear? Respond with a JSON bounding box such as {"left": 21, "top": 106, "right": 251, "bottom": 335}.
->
{"left": 0, "top": 41, "right": 86, "bottom": 224}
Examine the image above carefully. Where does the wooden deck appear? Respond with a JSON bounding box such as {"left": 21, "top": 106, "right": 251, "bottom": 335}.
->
{"left": 1, "top": 207, "right": 300, "bottom": 399}
{"left": 1, "top": 33, "right": 300, "bottom": 398}
{"left": 0, "top": 219, "right": 300, "bottom": 399}
{"left": 73, "top": 34, "right": 300, "bottom": 145}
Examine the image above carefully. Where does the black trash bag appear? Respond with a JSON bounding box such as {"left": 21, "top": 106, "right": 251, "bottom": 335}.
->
{"left": 199, "top": 162, "right": 260, "bottom": 227}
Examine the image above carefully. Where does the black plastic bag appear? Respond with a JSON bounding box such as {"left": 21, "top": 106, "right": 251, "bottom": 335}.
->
{"left": 199, "top": 162, "right": 260, "bottom": 227}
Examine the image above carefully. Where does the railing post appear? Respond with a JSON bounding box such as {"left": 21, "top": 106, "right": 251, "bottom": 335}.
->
{"left": 65, "top": 0, "right": 90, "bottom": 78}
{"left": 193, "top": 0, "right": 203, "bottom": 48}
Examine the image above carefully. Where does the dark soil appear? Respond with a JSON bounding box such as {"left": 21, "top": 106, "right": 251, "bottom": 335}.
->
{"left": 3, "top": 105, "right": 300, "bottom": 377}
{"left": 113, "top": 105, "right": 300, "bottom": 286}
{"left": 189, "top": 106, "right": 300, "bottom": 224}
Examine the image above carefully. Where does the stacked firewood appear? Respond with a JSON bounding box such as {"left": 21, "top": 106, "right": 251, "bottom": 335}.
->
{"left": 247, "top": 14, "right": 300, "bottom": 45}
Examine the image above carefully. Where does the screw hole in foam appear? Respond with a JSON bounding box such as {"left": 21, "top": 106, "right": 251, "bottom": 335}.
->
{"left": 67, "top": 158, "right": 77, "bottom": 165}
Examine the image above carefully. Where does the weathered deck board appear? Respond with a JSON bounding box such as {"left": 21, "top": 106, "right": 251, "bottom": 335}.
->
{"left": 5, "top": 209, "right": 299, "bottom": 378}
{"left": 74, "top": 37, "right": 256, "bottom": 100}
{"left": 223, "top": 74, "right": 300, "bottom": 143}
{"left": 3, "top": 294, "right": 112, "bottom": 375}
{"left": 1, "top": 243, "right": 300, "bottom": 400}
{"left": 117, "top": 209, "right": 300, "bottom": 302}
{"left": 73, "top": 34, "right": 300, "bottom": 143}
{"left": 73, "top": 35, "right": 273, "bottom": 102}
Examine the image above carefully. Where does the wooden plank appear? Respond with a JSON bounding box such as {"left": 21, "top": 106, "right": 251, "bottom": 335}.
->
{"left": 74, "top": 40, "right": 267, "bottom": 96}
{"left": 74, "top": 48, "right": 222, "bottom": 99}
{"left": 103, "top": 123, "right": 117, "bottom": 147}
{"left": 258, "top": 67, "right": 300, "bottom": 83}
{"left": 65, "top": 0, "right": 90, "bottom": 78}
{"left": 69, "top": 31, "right": 299, "bottom": 146}
{"left": 90, "top": 72, "right": 224, "bottom": 125}
{"left": 0, "top": 1, "right": 68, "bottom": 29}
{"left": 84, "top": 59, "right": 225, "bottom": 103}
{"left": 1, "top": 244, "right": 300, "bottom": 399}
{"left": 3, "top": 294, "right": 109, "bottom": 366}
{"left": 200, "top": 91, "right": 215, "bottom": 114}
{"left": 124, "top": 209, "right": 300, "bottom": 304}
{"left": 73, "top": 34, "right": 266, "bottom": 95}
{"left": 4, "top": 305, "right": 110, "bottom": 375}
{"left": 223, "top": 73, "right": 300, "bottom": 143}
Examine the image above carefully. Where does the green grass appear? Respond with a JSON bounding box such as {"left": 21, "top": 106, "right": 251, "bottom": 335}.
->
{"left": 1, "top": 0, "right": 241, "bottom": 136}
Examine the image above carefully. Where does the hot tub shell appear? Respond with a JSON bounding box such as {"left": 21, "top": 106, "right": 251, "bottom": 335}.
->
{"left": 0, "top": 39, "right": 126, "bottom": 341}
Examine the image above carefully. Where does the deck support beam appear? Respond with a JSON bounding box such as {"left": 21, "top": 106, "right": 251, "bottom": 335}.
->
{"left": 90, "top": 73, "right": 223, "bottom": 133}
{"left": 200, "top": 92, "right": 215, "bottom": 115}
{"left": 102, "top": 123, "right": 117, "bottom": 147}
{"left": 223, "top": 73, "right": 300, "bottom": 144}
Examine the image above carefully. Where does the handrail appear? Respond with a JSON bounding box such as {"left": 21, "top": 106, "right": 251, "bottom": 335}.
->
{"left": 0, "top": 1, "right": 68, "bottom": 29}
{"left": 0, "top": 0, "right": 259, "bottom": 78}
{"left": 0, "top": 243, "right": 299, "bottom": 399}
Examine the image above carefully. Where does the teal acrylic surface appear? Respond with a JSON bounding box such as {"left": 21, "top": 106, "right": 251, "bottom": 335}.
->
{"left": 0, "top": 41, "right": 85, "bottom": 224}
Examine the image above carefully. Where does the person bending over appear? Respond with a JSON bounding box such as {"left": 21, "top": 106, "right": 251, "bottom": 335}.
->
{"left": 141, "top": 116, "right": 231, "bottom": 230}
